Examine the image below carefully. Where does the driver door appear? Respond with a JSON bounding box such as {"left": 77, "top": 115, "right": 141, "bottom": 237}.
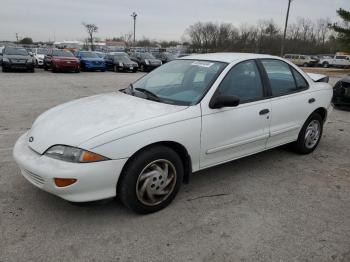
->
{"left": 200, "top": 60, "right": 271, "bottom": 169}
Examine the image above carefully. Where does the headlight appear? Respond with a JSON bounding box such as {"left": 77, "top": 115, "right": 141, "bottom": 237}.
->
{"left": 44, "top": 145, "right": 109, "bottom": 163}
{"left": 2, "top": 58, "right": 9, "bottom": 62}
{"left": 119, "top": 62, "right": 123, "bottom": 67}
{"left": 145, "top": 59, "right": 149, "bottom": 65}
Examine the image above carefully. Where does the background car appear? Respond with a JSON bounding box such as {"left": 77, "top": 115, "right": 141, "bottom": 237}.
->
{"left": 44, "top": 49, "right": 80, "bottom": 73}
{"left": 319, "top": 55, "right": 350, "bottom": 68}
{"left": 130, "top": 52, "right": 162, "bottom": 71}
{"left": 333, "top": 76, "right": 350, "bottom": 107}
{"left": 32, "top": 48, "right": 48, "bottom": 67}
{"left": 0, "top": 46, "right": 4, "bottom": 65}
{"left": 283, "top": 54, "right": 318, "bottom": 67}
{"left": 104, "top": 52, "right": 138, "bottom": 72}
{"left": 2, "top": 47, "right": 35, "bottom": 72}
{"left": 152, "top": 52, "right": 176, "bottom": 64}
{"left": 75, "top": 51, "right": 105, "bottom": 71}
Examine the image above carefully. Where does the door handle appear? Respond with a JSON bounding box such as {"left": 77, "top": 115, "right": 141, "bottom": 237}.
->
{"left": 259, "top": 109, "right": 270, "bottom": 115}
{"left": 308, "top": 98, "right": 316, "bottom": 103}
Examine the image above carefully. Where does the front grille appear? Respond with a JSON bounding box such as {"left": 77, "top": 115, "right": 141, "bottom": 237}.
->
{"left": 11, "top": 59, "right": 26, "bottom": 64}
{"left": 22, "top": 169, "right": 45, "bottom": 187}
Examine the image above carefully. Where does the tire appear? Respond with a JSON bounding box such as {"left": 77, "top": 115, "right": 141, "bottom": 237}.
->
{"left": 75, "top": 68, "right": 80, "bottom": 73}
{"left": 2, "top": 66, "right": 7, "bottom": 72}
{"left": 118, "top": 146, "right": 184, "bottom": 214}
{"left": 303, "top": 63, "right": 308, "bottom": 67}
{"left": 44, "top": 63, "right": 48, "bottom": 71}
{"left": 292, "top": 113, "right": 323, "bottom": 154}
{"left": 322, "top": 62, "right": 329, "bottom": 68}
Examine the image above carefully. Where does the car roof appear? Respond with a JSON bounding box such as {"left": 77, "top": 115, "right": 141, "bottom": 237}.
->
{"left": 180, "top": 53, "right": 280, "bottom": 63}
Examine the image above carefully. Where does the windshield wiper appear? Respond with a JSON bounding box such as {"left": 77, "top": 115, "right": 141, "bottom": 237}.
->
{"left": 135, "top": 88, "right": 161, "bottom": 102}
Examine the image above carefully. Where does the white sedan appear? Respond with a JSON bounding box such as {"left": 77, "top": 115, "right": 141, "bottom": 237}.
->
{"left": 13, "top": 53, "right": 333, "bottom": 213}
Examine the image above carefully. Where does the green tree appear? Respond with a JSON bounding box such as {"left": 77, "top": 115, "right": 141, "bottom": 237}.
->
{"left": 19, "top": 37, "right": 33, "bottom": 45}
{"left": 330, "top": 8, "right": 350, "bottom": 51}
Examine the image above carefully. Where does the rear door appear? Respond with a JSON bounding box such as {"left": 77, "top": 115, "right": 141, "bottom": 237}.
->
{"left": 259, "top": 59, "right": 312, "bottom": 148}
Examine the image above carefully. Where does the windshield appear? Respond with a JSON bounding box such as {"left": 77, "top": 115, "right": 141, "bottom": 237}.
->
{"left": 141, "top": 53, "right": 155, "bottom": 59}
{"left": 4, "top": 48, "right": 28, "bottom": 56}
{"left": 80, "top": 52, "right": 98, "bottom": 58}
{"left": 52, "top": 50, "right": 74, "bottom": 57}
{"left": 115, "top": 54, "right": 132, "bottom": 63}
{"left": 130, "top": 60, "right": 227, "bottom": 106}
{"left": 37, "top": 49, "right": 48, "bottom": 55}
{"left": 95, "top": 52, "right": 104, "bottom": 58}
{"left": 164, "top": 53, "right": 175, "bottom": 60}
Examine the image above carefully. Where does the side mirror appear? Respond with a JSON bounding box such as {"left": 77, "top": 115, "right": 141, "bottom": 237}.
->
{"left": 209, "top": 95, "right": 240, "bottom": 109}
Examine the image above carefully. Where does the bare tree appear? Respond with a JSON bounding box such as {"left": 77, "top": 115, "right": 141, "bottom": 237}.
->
{"left": 82, "top": 22, "right": 98, "bottom": 51}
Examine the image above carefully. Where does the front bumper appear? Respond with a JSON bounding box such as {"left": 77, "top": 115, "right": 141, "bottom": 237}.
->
{"left": 13, "top": 133, "right": 127, "bottom": 202}
{"left": 36, "top": 59, "right": 44, "bottom": 66}
{"left": 54, "top": 62, "right": 80, "bottom": 71}
{"left": 83, "top": 62, "right": 106, "bottom": 70}
{"left": 3, "top": 61, "right": 34, "bottom": 70}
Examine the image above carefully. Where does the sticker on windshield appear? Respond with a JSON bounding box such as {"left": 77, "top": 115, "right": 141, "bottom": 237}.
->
{"left": 191, "top": 61, "right": 214, "bottom": 68}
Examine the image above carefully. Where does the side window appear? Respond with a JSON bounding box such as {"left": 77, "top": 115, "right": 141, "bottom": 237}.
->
{"left": 285, "top": 55, "right": 291, "bottom": 59}
{"left": 217, "top": 60, "right": 263, "bottom": 103}
{"left": 300, "top": 56, "right": 306, "bottom": 60}
{"left": 292, "top": 68, "right": 308, "bottom": 89}
{"left": 261, "top": 59, "right": 298, "bottom": 96}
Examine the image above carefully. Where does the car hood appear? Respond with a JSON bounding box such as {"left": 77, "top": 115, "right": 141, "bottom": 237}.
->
{"left": 81, "top": 57, "right": 104, "bottom": 62}
{"left": 53, "top": 56, "right": 78, "bottom": 62}
{"left": 35, "top": 54, "right": 45, "bottom": 59}
{"left": 5, "top": 54, "right": 30, "bottom": 60}
{"left": 27, "top": 92, "right": 186, "bottom": 154}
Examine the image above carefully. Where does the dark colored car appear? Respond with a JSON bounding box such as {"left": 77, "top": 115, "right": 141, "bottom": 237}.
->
{"left": 2, "top": 47, "right": 35, "bottom": 72}
{"left": 44, "top": 49, "right": 80, "bottom": 73}
{"left": 104, "top": 52, "right": 138, "bottom": 72}
{"left": 130, "top": 52, "right": 162, "bottom": 72}
{"left": 152, "top": 52, "right": 175, "bottom": 64}
{"left": 75, "top": 51, "right": 105, "bottom": 71}
{"left": 333, "top": 76, "right": 350, "bottom": 106}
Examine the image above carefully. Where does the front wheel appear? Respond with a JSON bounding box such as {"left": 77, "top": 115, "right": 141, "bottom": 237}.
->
{"left": 118, "top": 146, "right": 184, "bottom": 214}
{"left": 292, "top": 113, "right": 323, "bottom": 154}
{"left": 323, "top": 62, "right": 329, "bottom": 68}
{"left": 303, "top": 63, "right": 308, "bottom": 67}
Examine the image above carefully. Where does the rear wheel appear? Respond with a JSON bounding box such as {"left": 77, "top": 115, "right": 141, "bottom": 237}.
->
{"left": 292, "top": 113, "right": 323, "bottom": 154}
{"left": 323, "top": 62, "right": 329, "bottom": 68}
{"left": 118, "top": 146, "right": 184, "bottom": 214}
{"left": 303, "top": 62, "right": 308, "bottom": 67}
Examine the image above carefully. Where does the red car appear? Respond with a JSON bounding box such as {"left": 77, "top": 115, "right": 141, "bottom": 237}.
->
{"left": 44, "top": 49, "right": 80, "bottom": 73}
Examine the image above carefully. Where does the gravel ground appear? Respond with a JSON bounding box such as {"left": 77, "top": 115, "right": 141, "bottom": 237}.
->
{"left": 0, "top": 69, "right": 349, "bottom": 262}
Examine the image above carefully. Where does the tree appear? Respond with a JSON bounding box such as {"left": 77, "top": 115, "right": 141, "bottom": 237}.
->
{"left": 19, "top": 37, "right": 33, "bottom": 45}
{"left": 82, "top": 22, "right": 98, "bottom": 51}
{"left": 330, "top": 8, "right": 350, "bottom": 51}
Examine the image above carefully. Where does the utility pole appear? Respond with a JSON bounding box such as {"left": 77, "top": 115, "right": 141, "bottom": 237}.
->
{"left": 131, "top": 12, "right": 137, "bottom": 46}
{"left": 280, "top": 0, "right": 292, "bottom": 56}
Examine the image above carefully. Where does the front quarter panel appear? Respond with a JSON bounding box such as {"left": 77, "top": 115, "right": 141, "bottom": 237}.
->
{"left": 83, "top": 105, "right": 202, "bottom": 172}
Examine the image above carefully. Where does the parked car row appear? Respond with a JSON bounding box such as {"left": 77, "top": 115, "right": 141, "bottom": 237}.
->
{"left": 284, "top": 53, "right": 350, "bottom": 68}
{"left": 0, "top": 47, "right": 176, "bottom": 73}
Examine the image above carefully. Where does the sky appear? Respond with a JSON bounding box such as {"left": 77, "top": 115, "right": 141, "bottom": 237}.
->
{"left": 0, "top": 0, "right": 349, "bottom": 42}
